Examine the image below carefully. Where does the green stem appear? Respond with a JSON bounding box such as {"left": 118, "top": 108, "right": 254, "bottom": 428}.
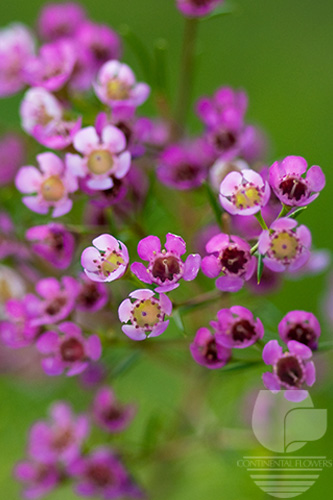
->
{"left": 250, "top": 241, "right": 259, "bottom": 255}
{"left": 255, "top": 211, "right": 268, "bottom": 230}
{"left": 175, "top": 289, "right": 225, "bottom": 312}
{"left": 203, "top": 181, "right": 223, "bottom": 229}
{"left": 277, "top": 203, "right": 291, "bottom": 219}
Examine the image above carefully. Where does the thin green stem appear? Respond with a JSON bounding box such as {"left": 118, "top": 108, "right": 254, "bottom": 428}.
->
{"left": 203, "top": 181, "right": 223, "bottom": 229}
{"left": 277, "top": 203, "right": 291, "bottom": 219}
{"left": 255, "top": 211, "right": 268, "bottom": 230}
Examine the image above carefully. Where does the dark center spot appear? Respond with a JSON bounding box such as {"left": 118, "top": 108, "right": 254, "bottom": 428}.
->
{"left": 152, "top": 256, "right": 181, "bottom": 283}
{"left": 103, "top": 405, "right": 124, "bottom": 423}
{"left": 191, "top": 0, "right": 211, "bottom": 6}
{"left": 203, "top": 339, "right": 219, "bottom": 363}
{"left": 220, "top": 247, "right": 248, "bottom": 274}
{"left": 86, "top": 464, "right": 115, "bottom": 488}
{"left": 279, "top": 177, "right": 307, "bottom": 201}
{"left": 231, "top": 319, "right": 256, "bottom": 342}
{"left": 286, "top": 324, "right": 315, "bottom": 347}
{"left": 60, "top": 338, "right": 85, "bottom": 362}
{"left": 174, "top": 163, "right": 201, "bottom": 182}
{"left": 90, "top": 44, "right": 110, "bottom": 63}
{"left": 78, "top": 283, "right": 102, "bottom": 309}
{"left": 52, "top": 428, "right": 73, "bottom": 451}
{"left": 276, "top": 355, "right": 303, "bottom": 387}
{"left": 45, "top": 296, "right": 67, "bottom": 316}
{"left": 116, "top": 121, "right": 132, "bottom": 144}
{"left": 214, "top": 130, "right": 237, "bottom": 152}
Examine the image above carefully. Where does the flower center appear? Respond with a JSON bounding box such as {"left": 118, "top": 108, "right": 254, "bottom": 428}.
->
{"left": 103, "top": 405, "right": 124, "bottom": 423}
{"left": 233, "top": 185, "right": 261, "bottom": 209}
{"left": 60, "top": 337, "right": 85, "bottom": 362}
{"left": 203, "top": 339, "right": 219, "bottom": 362}
{"left": 87, "top": 150, "right": 114, "bottom": 175}
{"left": 174, "top": 163, "right": 201, "bottom": 182}
{"left": 231, "top": 319, "right": 256, "bottom": 342}
{"left": 106, "top": 79, "right": 130, "bottom": 100}
{"left": 213, "top": 130, "right": 237, "bottom": 151}
{"left": 132, "top": 299, "right": 162, "bottom": 329}
{"left": 41, "top": 176, "right": 65, "bottom": 202}
{"left": 101, "top": 251, "right": 125, "bottom": 277}
{"left": 270, "top": 231, "right": 299, "bottom": 260}
{"left": 78, "top": 283, "right": 102, "bottom": 309}
{"left": 286, "top": 324, "right": 315, "bottom": 347}
{"left": 279, "top": 177, "right": 308, "bottom": 202}
{"left": 45, "top": 296, "right": 67, "bottom": 316}
{"left": 151, "top": 255, "right": 181, "bottom": 283}
{"left": 276, "top": 355, "right": 304, "bottom": 387}
{"left": 86, "top": 464, "right": 115, "bottom": 487}
{"left": 52, "top": 428, "right": 73, "bottom": 451}
{"left": 220, "top": 246, "right": 248, "bottom": 274}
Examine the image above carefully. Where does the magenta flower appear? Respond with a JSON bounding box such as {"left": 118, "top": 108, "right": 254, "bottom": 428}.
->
{"left": 262, "top": 339, "right": 316, "bottom": 402}
{"left": 201, "top": 233, "right": 256, "bottom": 292}
{"left": 177, "top": 0, "right": 225, "bottom": 18}
{"left": 81, "top": 234, "right": 129, "bottom": 283}
{"left": 28, "top": 402, "right": 89, "bottom": 464}
{"left": 31, "top": 276, "right": 79, "bottom": 327}
{"left": 118, "top": 289, "right": 172, "bottom": 341}
{"left": 190, "top": 327, "right": 231, "bottom": 369}
{"left": 0, "top": 133, "right": 25, "bottom": 186}
{"left": 0, "top": 295, "right": 40, "bottom": 348}
{"left": 20, "top": 87, "right": 81, "bottom": 150}
{"left": 15, "top": 152, "right": 78, "bottom": 217}
{"left": 66, "top": 124, "right": 131, "bottom": 190}
{"left": 131, "top": 233, "right": 201, "bottom": 292}
{"left": 278, "top": 310, "right": 321, "bottom": 351}
{"left": 37, "top": 2, "right": 87, "bottom": 41}
{"left": 93, "top": 387, "right": 136, "bottom": 433}
{"left": 211, "top": 306, "right": 264, "bottom": 348}
{"left": 157, "top": 142, "right": 210, "bottom": 190}
{"left": 76, "top": 273, "right": 109, "bottom": 312}
{"left": 0, "top": 23, "right": 35, "bottom": 97}
{"left": 94, "top": 60, "right": 150, "bottom": 110}
{"left": 24, "top": 39, "right": 76, "bottom": 92}
{"left": 15, "top": 460, "right": 60, "bottom": 500}
{"left": 36, "top": 322, "right": 102, "bottom": 376}
{"left": 219, "top": 169, "right": 271, "bottom": 215}
{"left": 197, "top": 86, "right": 247, "bottom": 129}
{"left": 258, "top": 218, "right": 311, "bottom": 272}
{"left": 26, "top": 223, "right": 75, "bottom": 270}
{"left": 269, "top": 155, "right": 325, "bottom": 207}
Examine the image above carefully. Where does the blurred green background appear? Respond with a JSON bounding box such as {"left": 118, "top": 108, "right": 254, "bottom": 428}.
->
{"left": 0, "top": 0, "right": 332, "bottom": 499}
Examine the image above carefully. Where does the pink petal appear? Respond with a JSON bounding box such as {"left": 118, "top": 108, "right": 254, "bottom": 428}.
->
{"left": 36, "top": 331, "right": 59, "bottom": 354}
{"left": 129, "top": 289, "right": 154, "bottom": 300}
{"left": 159, "top": 293, "right": 172, "bottom": 316}
{"left": 305, "top": 361, "right": 316, "bottom": 386}
{"left": 86, "top": 335, "right": 102, "bottom": 361}
{"left": 183, "top": 254, "right": 201, "bottom": 281}
{"left": 102, "top": 125, "right": 126, "bottom": 153}
{"left": 206, "top": 233, "right": 229, "bottom": 253}
{"left": 282, "top": 155, "right": 308, "bottom": 175}
{"left": 37, "top": 152, "right": 63, "bottom": 175}
{"left": 201, "top": 255, "right": 221, "bottom": 278}
{"left": 73, "top": 127, "right": 99, "bottom": 154}
{"left": 296, "top": 225, "right": 312, "bottom": 248}
{"left": 113, "top": 151, "right": 131, "bottom": 179}
{"left": 87, "top": 177, "right": 113, "bottom": 190}
{"left": 262, "top": 371, "right": 281, "bottom": 392}
{"left": 81, "top": 246, "right": 101, "bottom": 271}
{"left": 93, "top": 234, "right": 119, "bottom": 252}
{"left": 15, "top": 167, "right": 42, "bottom": 193}
{"left": 52, "top": 199, "right": 73, "bottom": 218}
{"left": 36, "top": 277, "right": 60, "bottom": 298}
{"left": 148, "top": 320, "right": 169, "bottom": 338}
{"left": 122, "top": 325, "right": 146, "bottom": 341}
{"left": 118, "top": 298, "right": 133, "bottom": 323}
{"left": 271, "top": 217, "right": 297, "bottom": 231}
{"left": 117, "top": 63, "right": 136, "bottom": 86}
{"left": 137, "top": 235, "right": 161, "bottom": 260}
{"left": 219, "top": 171, "right": 242, "bottom": 196}
{"left": 165, "top": 233, "right": 186, "bottom": 255}
{"left": 22, "top": 196, "right": 49, "bottom": 214}
{"left": 65, "top": 153, "right": 85, "bottom": 177}
{"left": 284, "top": 390, "right": 309, "bottom": 402}
{"left": 306, "top": 165, "right": 325, "bottom": 192}
{"left": 42, "top": 356, "right": 64, "bottom": 376}
{"left": 216, "top": 275, "right": 243, "bottom": 292}
{"left": 287, "top": 340, "right": 312, "bottom": 359}
{"left": 130, "top": 262, "right": 152, "bottom": 284}
{"left": 263, "top": 340, "right": 283, "bottom": 365}
{"left": 131, "top": 82, "right": 150, "bottom": 105}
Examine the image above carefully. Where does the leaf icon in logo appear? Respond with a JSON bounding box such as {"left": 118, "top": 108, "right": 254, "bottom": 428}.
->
{"left": 285, "top": 408, "right": 327, "bottom": 452}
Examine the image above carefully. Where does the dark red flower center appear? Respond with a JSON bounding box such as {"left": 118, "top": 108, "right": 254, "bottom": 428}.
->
{"left": 202, "top": 339, "right": 219, "bottom": 363}
{"left": 231, "top": 319, "right": 256, "bottom": 342}
{"left": 152, "top": 255, "right": 181, "bottom": 283}
{"left": 103, "top": 405, "right": 124, "bottom": 423}
{"left": 220, "top": 246, "right": 248, "bottom": 274}
{"left": 52, "top": 428, "right": 73, "bottom": 451}
{"left": 48, "top": 230, "right": 65, "bottom": 252}
{"left": 279, "top": 177, "right": 308, "bottom": 201}
{"left": 60, "top": 338, "right": 85, "bottom": 362}
{"left": 286, "top": 323, "right": 315, "bottom": 347}
{"left": 213, "top": 130, "right": 237, "bottom": 151}
{"left": 78, "top": 283, "right": 102, "bottom": 309}
{"left": 173, "top": 163, "right": 201, "bottom": 182}
{"left": 45, "top": 296, "right": 67, "bottom": 316}
{"left": 276, "top": 355, "right": 303, "bottom": 387}
{"left": 191, "top": 0, "right": 213, "bottom": 7}
{"left": 86, "top": 463, "right": 115, "bottom": 487}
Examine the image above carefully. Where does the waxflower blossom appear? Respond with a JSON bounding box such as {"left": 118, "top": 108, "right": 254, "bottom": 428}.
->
{"left": 209, "top": 158, "right": 249, "bottom": 192}
{"left": 93, "top": 387, "right": 136, "bottom": 433}
{"left": 15, "top": 152, "right": 78, "bottom": 217}
{"left": 201, "top": 233, "right": 256, "bottom": 292}
{"left": 131, "top": 233, "right": 201, "bottom": 292}
{"left": 0, "top": 23, "right": 35, "bottom": 97}
{"left": 76, "top": 273, "right": 108, "bottom": 312}
{"left": 37, "top": 2, "right": 87, "bottom": 41}
{"left": 26, "top": 223, "right": 75, "bottom": 270}
{"left": 190, "top": 327, "right": 231, "bottom": 369}
{"left": 66, "top": 124, "right": 131, "bottom": 190}
{"left": 258, "top": 218, "right": 311, "bottom": 272}
{"left": 262, "top": 340, "right": 316, "bottom": 402}
{"left": 81, "top": 234, "right": 129, "bottom": 283}
{"left": 269, "top": 155, "right": 325, "bottom": 207}
{"left": 0, "top": 133, "right": 26, "bottom": 186}
{"left": 278, "top": 310, "right": 321, "bottom": 350}
{"left": 197, "top": 86, "right": 247, "bottom": 130}
{"left": 0, "top": 295, "right": 40, "bottom": 348}
{"left": 15, "top": 460, "right": 60, "bottom": 500}
{"left": 94, "top": 60, "right": 150, "bottom": 110}
{"left": 28, "top": 402, "right": 90, "bottom": 465}
{"left": 36, "top": 322, "right": 102, "bottom": 376}
{"left": 211, "top": 306, "right": 264, "bottom": 348}
{"left": 118, "top": 289, "right": 172, "bottom": 341}
{"left": 76, "top": 21, "right": 122, "bottom": 71}
{"left": 177, "top": 0, "right": 225, "bottom": 18}
{"left": 219, "top": 169, "right": 270, "bottom": 215}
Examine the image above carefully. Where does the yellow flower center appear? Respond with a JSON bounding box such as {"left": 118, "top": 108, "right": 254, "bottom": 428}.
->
{"left": 41, "top": 176, "right": 65, "bottom": 202}
{"left": 270, "top": 231, "right": 299, "bottom": 260}
{"left": 106, "top": 79, "right": 130, "bottom": 100}
{"left": 101, "top": 251, "right": 124, "bottom": 277}
{"left": 87, "top": 150, "right": 114, "bottom": 175}
{"left": 132, "top": 299, "right": 161, "bottom": 328}
{"left": 234, "top": 186, "right": 261, "bottom": 209}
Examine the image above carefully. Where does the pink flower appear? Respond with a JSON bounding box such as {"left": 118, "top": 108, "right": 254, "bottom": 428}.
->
{"left": 94, "top": 60, "right": 150, "bottom": 110}
{"left": 81, "top": 234, "right": 129, "bottom": 283}
{"left": 26, "top": 223, "right": 75, "bottom": 270}
{"left": 15, "top": 460, "right": 60, "bottom": 499}
{"left": 0, "top": 23, "right": 35, "bottom": 97}
{"left": 0, "top": 295, "right": 40, "bottom": 348}
{"left": 262, "top": 339, "right": 316, "bottom": 402}
{"left": 93, "top": 387, "right": 136, "bottom": 433}
{"left": 131, "top": 233, "right": 201, "bottom": 292}
{"left": 190, "top": 327, "right": 231, "bottom": 369}
{"left": 269, "top": 155, "right": 325, "bottom": 207}
{"left": 76, "top": 21, "right": 122, "bottom": 71}
{"left": 209, "top": 158, "right": 249, "bottom": 192}
{"left": 37, "top": 2, "right": 87, "bottom": 41}
{"left": 15, "top": 152, "right": 78, "bottom": 217}
{"left": 258, "top": 218, "right": 312, "bottom": 272}
{"left": 177, "top": 0, "right": 225, "bottom": 18}
{"left": 118, "top": 289, "right": 172, "bottom": 341}
{"left": 201, "top": 233, "right": 256, "bottom": 292}
{"left": 76, "top": 273, "right": 109, "bottom": 312}
{"left": 219, "top": 169, "right": 271, "bottom": 215}
{"left": 66, "top": 124, "right": 131, "bottom": 190}
{"left": 0, "top": 133, "right": 26, "bottom": 186}
{"left": 278, "top": 310, "right": 321, "bottom": 351}
{"left": 36, "top": 322, "right": 102, "bottom": 376}
{"left": 211, "top": 306, "right": 264, "bottom": 348}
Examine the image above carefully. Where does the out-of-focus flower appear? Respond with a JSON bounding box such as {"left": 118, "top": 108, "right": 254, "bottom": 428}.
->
{"left": 278, "top": 310, "right": 320, "bottom": 350}
{"left": 36, "top": 322, "right": 102, "bottom": 376}
{"left": 94, "top": 60, "right": 150, "bottom": 111}
{"left": 0, "top": 23, "right": 35, "bottom": 97}
{"left": 258, "top": 218, "right": 311, "bottom": 273}
{"left": 209, "top": 158, "right": 249, "bottom": 192}
{"left": 0, "top": 295, "right": 40, "bottom": 348}
{"left": 269, "top": 155, "right": 325, "bottom": 207}
{"left": 93, "top": 387, "right": 136, "bottom": 433}
{"left": 26, "top": 224, "right": 75, "bottom": 270}
{"left": 131, "top": 233, "right": 201, "bottom": 292}
{"left": 219, "top": 169, "right": 270, "bottom": 215}
{"left": 81, "top": 234, "right": 129, "bottom": 283}
{"left": 262, "top": 339, "right": 316, "bottom": 402}
{"left": 177, "top": 1, "right": 225, "bottom": 19}
{"left": 201, "top": 233, "right": 255, "bottom": 292}
{"left": 0, "top": 265, "right": 26, "bottom": 318}
{"left": 118, "top": 289, "right": 172, "bottom": 341}
{"left": 15, "top": 152, "right": 78, "bottom": 217}
{"left": 15, "top": 460, "right": 60, "bottom": 500}
{"left": 0, "top": 133, "right": 25, "bottom": 186}
{"left": 76, "top": 273, "right": 108, "bottom": 312}
{"left": 190, "top": 327, "right": 231, "bottom": 369}
{"left": 211, "top": 306, "right": 264, "bottom": 348}
{"left": 246, "top": 261, "right": 282, "bottom": 295}
{"left": 37, "top": 2, "right": 87, "bottom": 41}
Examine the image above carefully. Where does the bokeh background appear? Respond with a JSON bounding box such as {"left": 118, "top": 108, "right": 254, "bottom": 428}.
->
{"left": 0, "top": 0, "right": 332, "bottom": 498}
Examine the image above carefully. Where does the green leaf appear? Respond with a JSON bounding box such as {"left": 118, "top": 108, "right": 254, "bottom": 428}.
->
{"left": 257, "top": 253, "right": 264, "bottom": 284}
{"left": 172, "top": 309, "right": 187, "bottom": 337}
{"left": 287, "top": 206, "right": 308, "bottom": 219}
